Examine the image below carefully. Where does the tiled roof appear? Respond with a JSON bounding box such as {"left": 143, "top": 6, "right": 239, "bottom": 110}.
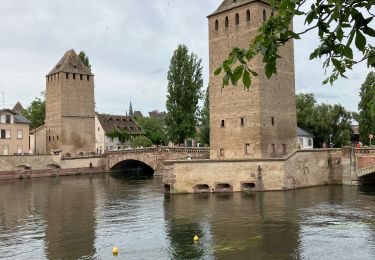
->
{"left": 208, "top": 0, "right": 269, "bottom": 17}
{"left": 14, "top": 114, "right": 31, "bottom": 124}
{"left": 96, "top": 113, "right": 144, "bottom": 135}
{"left": 47, "top": 49, "right": 94, "bottom": 77}
{"left": 297, "top": 127, "right": 314, "bottom": 137}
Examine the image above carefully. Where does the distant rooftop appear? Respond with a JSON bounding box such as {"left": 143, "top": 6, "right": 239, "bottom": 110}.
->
{"left": 297, "top": 127, "right": 314, "bottom": 138}
{"left": 47, "top": 49, "right": 94, "bottom": 77}
{"left": 96, "top": 113, "right": 144, "bottom": 135}
{"left": 148, "top": 110, "right": 166, "bottom": 120}
{"left": 0, "top": 108, "right": 31, "bottom": 124}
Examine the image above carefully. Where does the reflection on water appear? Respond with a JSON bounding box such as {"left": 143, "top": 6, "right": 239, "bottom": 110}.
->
{"left": 0, "top": 175, "right": 374, "bottom": 259}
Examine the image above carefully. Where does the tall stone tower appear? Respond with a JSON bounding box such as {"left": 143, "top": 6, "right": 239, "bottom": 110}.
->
{"left": 208, "top": 0, "right": 297, "bottom": 159}
{"left": 45, "top": 50, "right": 95, "bottom": 154}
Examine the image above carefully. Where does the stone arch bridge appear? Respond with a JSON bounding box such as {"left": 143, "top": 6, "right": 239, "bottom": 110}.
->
{"left": 106, "top": 147, "right": 209, "bottom": 172}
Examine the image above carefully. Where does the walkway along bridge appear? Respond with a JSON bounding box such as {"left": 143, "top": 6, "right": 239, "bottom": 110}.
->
{"left": 0, "top": 147, "right": 210, "bottom": 179}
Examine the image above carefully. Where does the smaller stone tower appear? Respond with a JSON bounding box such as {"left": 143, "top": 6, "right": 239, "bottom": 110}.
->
{"left": 45, "top": 50, "right": 95, "bottom": 154}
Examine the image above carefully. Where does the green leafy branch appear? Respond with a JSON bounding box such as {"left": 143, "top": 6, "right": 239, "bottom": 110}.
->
{"left": 215, "top": 0, "right": 375, "bottom": 89}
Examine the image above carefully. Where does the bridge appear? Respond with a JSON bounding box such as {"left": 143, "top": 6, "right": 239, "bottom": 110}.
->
{"left": 0, "top": 147, "right": 209, "bottom": 179}
{"left": 337, "top": 147, "right": 375, "bottom": 185}
{"left": 106, "top": 147, "right": 209, "bottom": 173}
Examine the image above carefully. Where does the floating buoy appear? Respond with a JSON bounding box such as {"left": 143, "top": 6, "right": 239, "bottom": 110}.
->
{"left": 112, "top": 246, "right": 119, "bottom": 256}
{"left": 194, "top": 235, "right": 199, "bottom": 242}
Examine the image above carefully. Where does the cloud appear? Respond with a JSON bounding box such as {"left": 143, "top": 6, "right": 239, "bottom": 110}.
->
{"left": 0, "top": 0, "right": 371, "bottom": 115}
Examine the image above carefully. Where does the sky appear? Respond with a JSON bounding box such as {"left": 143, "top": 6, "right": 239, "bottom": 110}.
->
{"left": 0, "top": 0, "right": 373, "bottom": 115}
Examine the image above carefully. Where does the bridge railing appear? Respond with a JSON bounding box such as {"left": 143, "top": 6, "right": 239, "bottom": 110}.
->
{"left": 106, "top": 146, "right": 209, "bottom": 154}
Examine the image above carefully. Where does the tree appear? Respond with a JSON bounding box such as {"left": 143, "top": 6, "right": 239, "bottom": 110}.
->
{"left": 215, "top": 1, "right": 374, "bottom": 88}
{"left": 105, "top": 128, "right": 131, "bottom": 144}
{"left": 198, "top": 87, "right": 210, "bottom": 146}
{"left": 135, "top": 117, "right": 168, "bottom": 145}
{"left": 130, "top": 136, "right": 153, "bottom": 148}
{"left": 78, "top": 51, "right": 91, "bottom": 70}
{"left": 358, "top": 71, "right": 375, "bottom": 145}
{"left": 165, "top": 45, "right": 203, "bottom": 144}
{"left": 22, "top": 92, "right": 45, "bottom": 130}
{"left": 296, "top": 93, "right": 352, "bottom": 147}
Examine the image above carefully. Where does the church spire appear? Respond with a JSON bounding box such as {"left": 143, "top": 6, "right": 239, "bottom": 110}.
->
{"left": 129, "top": 100, "right": 134, "bottom": 117}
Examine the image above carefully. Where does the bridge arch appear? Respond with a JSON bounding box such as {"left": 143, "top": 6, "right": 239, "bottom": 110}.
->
{"left": 110, "top": 159, "right": 155, "bottom": 177}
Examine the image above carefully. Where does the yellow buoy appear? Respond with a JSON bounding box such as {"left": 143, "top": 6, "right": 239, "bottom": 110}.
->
{"left": 194, "top": 235, "right": 199, "bottom": 242}
{"left": 112, "top": 246, "right": 119, "bottom": 255}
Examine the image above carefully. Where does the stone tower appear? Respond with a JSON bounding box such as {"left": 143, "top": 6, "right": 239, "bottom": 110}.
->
{"left": 45, "top": 50, "right": 95, "bottom": 154}
{"left": 208, "top": 0, "right": 297, "bottom": 159}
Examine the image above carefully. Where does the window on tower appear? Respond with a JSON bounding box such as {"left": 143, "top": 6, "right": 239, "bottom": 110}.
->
{"left": 225, "top": 16, "right": 229, "bottom": 28}
{"left": 220, "top": 120, "right": 225, "bottom": 128}
{"left": 73, "top": 74, "right": 76, "bottom": 80}
{"left": 263, "top": 9, "right": 267, "bottom": 21}
{"left": 66, "top": 73, "right": 69, "bottom": 79}
{"left": 215, "top": 20, "right": 219, "bottom": 31}
{"left": 87, "top": 75, "right": 90, "bottom": 81}
{"left": 80, "top": 74, "right": 83, "bottom": 80}
{"left": 246, "top": 10, "right": 250, "bottom": 21}
{"left": 235, "top": 13, "right": 239, "bottom": 25}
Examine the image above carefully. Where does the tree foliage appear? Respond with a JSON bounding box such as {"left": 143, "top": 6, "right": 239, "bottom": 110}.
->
{"left": 130, "top": 136, "right": 153, "bottom": 148}
{"left": 215, "top": 0, "right": 375, "bottom": 88}
{"left": 165, "top": 44, "right": 203, "bottom": 144}
{"left": 105, "top": 128, "right": 131, "bottom": 144}
{"left": 198, "top": 88, "right": 210, "bottom": 146}
{"left": 296, "top": 93, "right": 353, "bottom": 148}
{"left": 135, "top": 117, "right": 168, "bottom": 145}
{"left": 78, "top": 51, "right": 91, "bottom": 70}
{"left": 22, "top": 92, "right": 45, "bottom": 130}
{"left": 358, "top": 71, "right": 375, "bottom": 145}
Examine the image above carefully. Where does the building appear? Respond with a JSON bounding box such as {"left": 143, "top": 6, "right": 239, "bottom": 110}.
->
{"left": 95, "top": 113, "right": 144, "bottom": 152}
{"left": 208, "top": 0, "right": 297, "bottom": 159}
{"left": 133, "top": 111, "right": 143, "bottom": 118}
{"left": 297, "top": 127, "right": 314, "bottom": 149}
{"left": 45, "top": 49, "right": 96, "bottom": 155}
{"left": 29, "top": 125, "right": 47, "bottom": 155}
{"left": 148, "top": 110, "right": 166, "bottom": 120}
{"left": 0, "top": 109, "right": 31, "bottom": 155}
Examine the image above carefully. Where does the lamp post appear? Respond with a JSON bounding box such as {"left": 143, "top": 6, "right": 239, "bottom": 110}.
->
{"left": 329, "top": 134, "right": 333, "bottom": 148}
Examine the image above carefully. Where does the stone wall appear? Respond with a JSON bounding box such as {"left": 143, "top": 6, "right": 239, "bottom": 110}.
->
{"left": 163, "top": 149, "right": 346, "bottom": 194}
{"left": 0, "top": 154, "right": 106, "bottom": 179}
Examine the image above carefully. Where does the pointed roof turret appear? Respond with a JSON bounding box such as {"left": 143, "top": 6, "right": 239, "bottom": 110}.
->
{"left": 12, "top": 101, "right": 24, "bottom": 114}
{"left": 47, "top": 49, "right": 94, "bottom": 76}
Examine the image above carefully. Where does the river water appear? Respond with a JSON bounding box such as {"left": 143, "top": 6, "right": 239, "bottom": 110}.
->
{"left": 0, "top": 175, "right": 374, "bottom": 260}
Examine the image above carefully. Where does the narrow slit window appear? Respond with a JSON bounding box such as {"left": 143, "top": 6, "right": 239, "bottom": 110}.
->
{"left": 66, "top": 73, "right": 69, "bottom": 79}
{"left": 225, "top": 16, "right": 229, "bottom": 28}
{"left": 87, "top": 75, "right": 90, "bottom": 81}
{"left": 246, "top": 10, "right": 250, "bottom": 21}
{"left": 271, "top": 117, "right": 275, "bottom": 126}
{"left": 220, "top": 120, "right": 225, "bottom": 128}
{"left": 80, "top": 74, "right": 83, "bottom": 80}
{"left": 73, "top": 74, "right": 76, "bottom": 80}
{"left": 235, "top": 13, "right": 239, "bottom": 25}
{"left": 283, "top": 144, "right": 287, "bottom": 154}
{"left": 263, "top": 9, "right": 267, "bottom": 21}
{"left": 215, "top": 20, "right": 219, "bottom": 31}
{"left": 272, "top": 144, "right": 275, "bottom": 153}
{"left": 240, "top": 117, "right": 244, "bottom": 126}
{"left": 245, "top": 143, "right": 251, "bottom": 154}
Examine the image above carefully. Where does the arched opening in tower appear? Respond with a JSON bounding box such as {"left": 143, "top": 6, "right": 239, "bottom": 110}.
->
{"left": 110, "top": 159, "right": 154, "bottom": 178}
